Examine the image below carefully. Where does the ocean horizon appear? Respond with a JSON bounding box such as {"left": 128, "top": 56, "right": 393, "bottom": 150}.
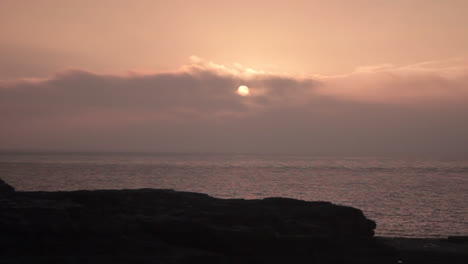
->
{"left": 1, "top": 151, "right": 467, "bottom": 239}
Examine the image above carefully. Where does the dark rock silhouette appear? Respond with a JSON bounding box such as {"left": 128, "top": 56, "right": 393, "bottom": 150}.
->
{"left": 0, "top": 177, "right": 14, "bottom": 193}
{"left": 0, "top": 178, "right": 466, "bottom": 263}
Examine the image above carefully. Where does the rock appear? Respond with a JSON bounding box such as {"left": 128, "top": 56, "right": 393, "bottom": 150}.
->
{"left": 448, "top": 236, "right": 468, "bottom": 244}
{"left": 0, "top": 177, "right": 15, "bottom": 194}
{"left": 377, "top": 237, "right": 468, "bottom": 264}
{"left": 0, "top": 177, "right": 409, "bottom": 263}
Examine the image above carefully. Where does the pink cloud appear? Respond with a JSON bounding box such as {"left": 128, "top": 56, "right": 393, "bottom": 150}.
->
{"left": 1, "top": 58, "right": 467, "bottom": 155}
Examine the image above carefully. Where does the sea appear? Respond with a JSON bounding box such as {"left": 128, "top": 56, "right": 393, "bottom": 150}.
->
{"left": 1, "top": 152, "right": 467, "bottom": 238}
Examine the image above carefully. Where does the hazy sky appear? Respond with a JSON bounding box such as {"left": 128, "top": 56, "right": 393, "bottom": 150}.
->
{"left": 1, "top": 0, "right": 467, "bottom": 155}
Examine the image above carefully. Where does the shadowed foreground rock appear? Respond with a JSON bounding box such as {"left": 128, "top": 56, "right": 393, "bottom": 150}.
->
{"left": 0, "top": 178, "right": 466, "bottom": 263}
{"left": 0, "top": 177, "right": 14, "bottom": 193}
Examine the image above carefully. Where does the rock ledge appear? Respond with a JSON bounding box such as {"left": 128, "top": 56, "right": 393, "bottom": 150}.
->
{"left": 1, "top": 178, "right": 466, "bottom": 263}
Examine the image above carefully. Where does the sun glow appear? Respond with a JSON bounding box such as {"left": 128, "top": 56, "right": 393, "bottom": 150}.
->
{"left": 237, "top": 85, "right": 250, "bottom": 96}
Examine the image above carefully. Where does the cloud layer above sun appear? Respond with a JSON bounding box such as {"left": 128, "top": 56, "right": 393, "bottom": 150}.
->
{"left": 1, "top": 58, "right": 468, "bottom": 155}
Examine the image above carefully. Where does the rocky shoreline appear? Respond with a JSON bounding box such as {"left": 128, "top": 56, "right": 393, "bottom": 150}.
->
{"left": 1, "top": 178, "right": 466, "bottom": 263}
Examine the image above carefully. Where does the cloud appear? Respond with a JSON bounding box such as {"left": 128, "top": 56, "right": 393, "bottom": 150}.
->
{"left": 1, "top": 58, "right": 467, "bottom": 155}
{"left": 316, "top": 59, "right": 468, "bottom": 104}
{"left": 0, "top": 58, "right": 319, "bottom": 120}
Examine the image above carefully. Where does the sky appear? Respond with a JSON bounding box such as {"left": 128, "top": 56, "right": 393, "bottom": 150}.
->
{"left": 1, "top": 0, "right": 468, "bottom": 156}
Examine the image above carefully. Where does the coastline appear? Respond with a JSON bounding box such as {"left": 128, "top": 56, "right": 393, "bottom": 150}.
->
{"left": 1, "top": 178, "right": 466, "bottom": 263}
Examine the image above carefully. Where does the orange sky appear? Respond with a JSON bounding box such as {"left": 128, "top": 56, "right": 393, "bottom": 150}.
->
{"left": 1, "top": 1, "right": 468, "bottom": 155}
{"left": 1, "top": 0, "right": 467, "bottom": 78}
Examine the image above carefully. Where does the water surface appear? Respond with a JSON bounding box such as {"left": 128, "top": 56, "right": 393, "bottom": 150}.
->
{"left": 1, "top": 152, "right": 467, "bottom": 238}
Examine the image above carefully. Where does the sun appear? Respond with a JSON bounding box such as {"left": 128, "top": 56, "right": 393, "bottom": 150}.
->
{"left": 237, "top": 85, "right": 250, "bottom": 96}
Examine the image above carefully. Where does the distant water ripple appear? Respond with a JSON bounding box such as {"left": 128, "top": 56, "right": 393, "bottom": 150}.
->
{"left": 1, "top": 153, "right": 467, "bottom": 238}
